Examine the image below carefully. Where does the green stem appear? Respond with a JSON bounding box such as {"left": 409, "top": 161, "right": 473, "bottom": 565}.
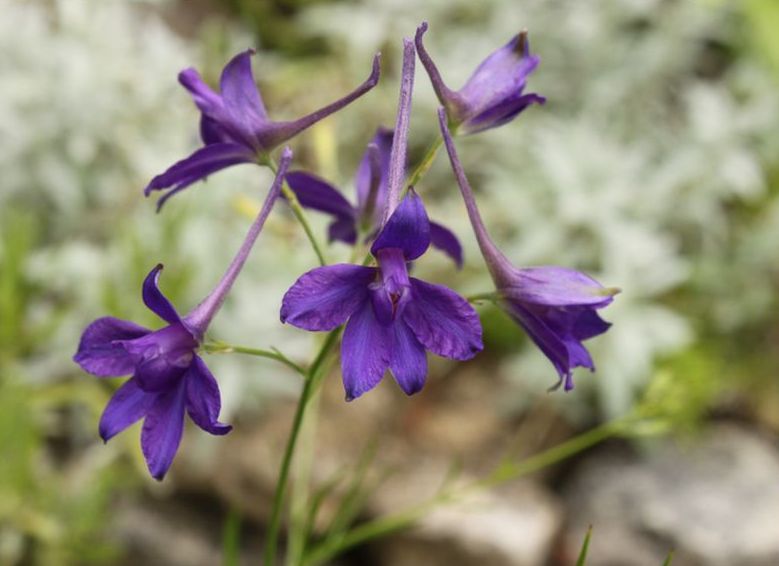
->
{"left": 203, "top": 341, "right": 306, "bottom": 376}
{"left": 264, "top": 328, "right": 342, "bottom": 566}
{"left": 405, "top": 137, "right": 443, "bottom": 189}
{"left": 480, "top": 420, "right": 618, "bottom": 488}
{"left": 286, "top": 380, "right": 323, "bottom": 566}
{"left": 303, "top": 420, "right": 619, "bottom": 565}
{"left": 267, "top": 159, "right": 328, "bottom": 267}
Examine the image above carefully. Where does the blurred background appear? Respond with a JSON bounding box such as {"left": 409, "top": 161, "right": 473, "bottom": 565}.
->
{"left": 1, "top": 0, "right": 778, "bottom": 564}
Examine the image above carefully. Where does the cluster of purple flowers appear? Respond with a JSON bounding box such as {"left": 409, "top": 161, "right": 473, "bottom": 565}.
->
{"left": 75, "top": 23, "right": 617, "bottom": 480}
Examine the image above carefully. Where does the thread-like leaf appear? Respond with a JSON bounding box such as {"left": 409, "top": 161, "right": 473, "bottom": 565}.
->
{"left": 575, "top": 525, "right": 593, "bottom": 566}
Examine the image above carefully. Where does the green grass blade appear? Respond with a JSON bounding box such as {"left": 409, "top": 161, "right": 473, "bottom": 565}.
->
{"left": 575, "top": 525, "right": 593, "bottom": 566}
{"left": 222, "top": 507, "right": 241, "bottom": 566}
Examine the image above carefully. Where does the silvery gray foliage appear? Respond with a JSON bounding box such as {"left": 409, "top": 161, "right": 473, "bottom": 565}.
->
{"left": 300, "top": 0, "right": 779, "bottom": 416}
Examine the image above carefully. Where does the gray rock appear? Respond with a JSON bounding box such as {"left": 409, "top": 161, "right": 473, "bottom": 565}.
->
{"left": 372, "top": 470, "right": 562, "bottom": 566}
{"left": 563, "top": 424, "right": 779, "bottom": 566}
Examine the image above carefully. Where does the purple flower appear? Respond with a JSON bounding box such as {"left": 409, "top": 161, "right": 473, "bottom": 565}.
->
{"left": 145, "top": 49, "right": 380, "bottom": 210}
{"left": 415, "top": 22, "right": 545, "bottom": 134}
{"left": 74, "top": 149, "right": 293, "bottom": 480}
{"left": 438, "top": 109, "right": 618, "bottom": 391}
{"left": 280, "top": 190, "right": 482, "bottom": 400}
{"left": 285, "top": 127, "right": 464, "bottom": 267}
{"left": 281, "top": 39, "right": 481, "bottom": 400}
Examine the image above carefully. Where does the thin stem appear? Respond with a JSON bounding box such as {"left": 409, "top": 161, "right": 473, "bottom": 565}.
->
{"left": 287, "top": 381, "right": 323, "bottom": 566}
{"left": 264, "top": 328, "right": 342, "bottom": 566}
{"left": 303, "top": 420, "right": 620, "bottom": 565}
{"left": 185, "top": 148, "right": 292, "bottom": 334}
{"left": 202, "top": 340, "right": 306, "bottom": 376}
{"left": 404, "top": 136, "right": 443, "bottom": 190}
{"left": 267, "top": 159, "right": 328, "bottom": 267}
{"left": 479, "top": 421, "right": 617, "bottom": 488}
{"left": 438, "top": 108, "right": 515, "bottom": 280}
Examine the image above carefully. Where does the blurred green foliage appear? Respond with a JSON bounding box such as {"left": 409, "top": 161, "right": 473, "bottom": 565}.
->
{"left": 226, "top": 0, "right": 336, "bottom": 56}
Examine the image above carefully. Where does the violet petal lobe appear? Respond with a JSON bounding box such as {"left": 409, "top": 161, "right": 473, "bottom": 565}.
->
{"left": 280, "top": 264, "right": 377, "bottom": 331}
{"left": 141, "top": 379, "right": 188, "bottom": 480}
{"left": 464, "top": 92, "right": 546, "bottom": 134}
{"left": 200, "top": 114, "right": 231, "bottom": 145}
{"left": 98, "top": 378, "right": 155, "bottom": 442}
{"left": 403, "top": 278, "right": 483, "bottom": 360}
{"left": 144, "top": 142, "right": 255, "bottom": 204}
{"left": 185, "top": 356, "right": 232, "bottom": 436}
{"left": 219, "top": 49, "right": 268, "bottom": 126}
{"left": 371, "top": 189, "right": 431, "bottom": 260}
{"left": 328, "top": 217, "right": 358, "bottom": 245}
{"left": 459, "top": 35, "right": 540, "bottom": 111}
{"left": 341, "top": 300, "right": 392, "bottom": 401}
{"left": 73, "top": 317, "right": 150, "bottom": 377}
{"left": 178, "top": 67, "right": 224, "bottom": 118}
{"left": 429, "top": 221, "right": 464, "bottom": 269}
{"left": 285, "top": 171, "right": 357, "bottom": 242}
{"left": 122, "top": 324, "right": 197, "bottom": 392}
{"left": 142, "top": 264, "right": 181, "bottom": 325}
{"left": 504, "top": 303, "right": 590, "bottom": 391}
{"left": 389, "top": 320, "right": 428, "bottom": 395}
{"left": 573, "top": 310, "right": 612, "bottom": 341}
{"left": 355, "top": 127, "right": 393, "bottom": 214}
{"left": 134, "top": 353, "right": 190, "bottom": 392}
{"left": 501, "top": 266, "right": 617, "bottom": 308}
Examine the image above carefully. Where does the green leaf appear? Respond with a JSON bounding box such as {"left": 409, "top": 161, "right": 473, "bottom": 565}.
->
{"left": 662, "top": 549, "right": 675, "bottom": 566}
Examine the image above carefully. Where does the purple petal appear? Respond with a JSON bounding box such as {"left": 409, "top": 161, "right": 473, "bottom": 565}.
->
{"left": 429, "top": 221, "right": 464, "bottom": 268}
{"left": 134, "top": 354, "right": 190, "bottom": 392}
{"left": 402, "top": 278, "right": 483, "bottom": 360}
{"left": 144, "top": 143, "right": 255, "bottom": 208}
{"left": 389, "top": 320, "right": 428, "bottom": 395}
{"left": 371, "top": 189, "right": 431, "bottom": 261}
{"left": 178, "top": 67, "right": 224, "bottom": 118}
{"left": 458, "top": 33, "right": 541, "bottom": 121}
{"left": 327, "top": 217, "right": 358, "bottom": 245}
{"left": 502, "top": 266, "right": 617, "bottom": 308}
{"left": 341, "top": 300, "right": 392, "bottom": 401}
{"left": 574, "top": 310, "right": 612, "bottom": 341}
{"left": 141, "top": 379, "right": 187, "bottom": 480}
{"left": 122, "top": 324, "right": 198, "bottom": 392}
{"left": 200, "top": 114, "right": 231, "bottom": 145}
{"left": 98, "top": 378, "right": 155, "bottom": 442}
{"left": 255, "top": 53, "right": 381, "bottom": 151}
{"left": 414, "top": 22, "right": 468, "bottom": 120}
{"left": 142, "top": 264, "right": 180, "bottom": 324}
{"left": 73, "top": 317, "right": 150, "bottom": 377}
{"left": 464, "top": 92, "right": 546, "bottom": 134}
{"left": 503, "top": 303, "right": 581, "bottom": 391}
{"left": 185, "top": 356, "right": 231, "bottom": 436}
{"left": 355, "top": 127, "right": 393, "bottom": 215}
{"left": 281, "top": 264, "right": 377, "bottom": 331}
{"left": 219, "top": 49, "right": 268, "bottom": 128}
{"left": 284, "top": 171, "right": 357, "bottom": 241}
